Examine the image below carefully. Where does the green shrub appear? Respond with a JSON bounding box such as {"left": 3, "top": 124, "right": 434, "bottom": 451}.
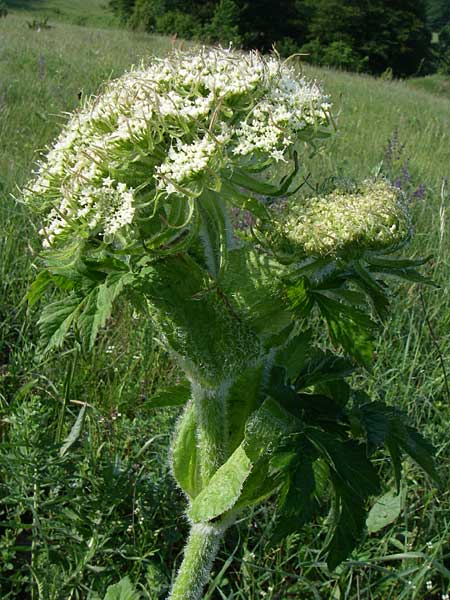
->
{"left": 155, "top": 10, "right": 202, "bottom": 39}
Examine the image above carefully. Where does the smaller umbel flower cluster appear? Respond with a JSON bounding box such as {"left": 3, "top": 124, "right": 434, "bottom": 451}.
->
{"left": 279, "top": 180, "right": 411, "bottom": 256}
{"left": 24, "top": 47, "right": 330, "bottom": 249}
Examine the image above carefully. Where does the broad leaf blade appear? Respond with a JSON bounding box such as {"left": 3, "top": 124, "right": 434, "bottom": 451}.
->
{"left": 189, "top": 445, "right": 252, "bottom": 522}
{"left": 306, "top": 430, "right": 380, "bottom": 568}
{"left": 366, "top": 489, "right": 402, "bottom": 534}
{"left": 315, "top": 295, "right": 375, "bottom": 368}
{"left": 271, "top": 447, "right": 318, "bottom": 543}
{"left": 103, "top": 576, "right": 140, "bottom": 600}
{"left": 38, "top": 294, "right": 84, "bottom": 355}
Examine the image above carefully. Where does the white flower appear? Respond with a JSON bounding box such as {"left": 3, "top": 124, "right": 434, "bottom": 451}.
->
{"left": 25, "top": 47, "right": 330, "bottom": 247}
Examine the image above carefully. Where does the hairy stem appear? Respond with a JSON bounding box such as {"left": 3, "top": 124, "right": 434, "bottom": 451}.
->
{"left": 191, "top": 380, "right": 230, "bottom": 486}
{"left": 168, "top": 521, "right": 227, "bottom": 600}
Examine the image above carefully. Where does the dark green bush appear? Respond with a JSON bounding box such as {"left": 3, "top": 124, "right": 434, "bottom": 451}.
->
{"left": 155, "top": 10, "right": 202, "bottom": 39}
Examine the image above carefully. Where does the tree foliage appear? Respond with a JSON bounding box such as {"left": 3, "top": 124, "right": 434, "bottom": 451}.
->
{"left": 110, "top": 0, "right": 432, "bottom": 76}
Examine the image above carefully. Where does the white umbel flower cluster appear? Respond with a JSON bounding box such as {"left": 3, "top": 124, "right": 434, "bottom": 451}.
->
{"left": 25, "top": 47, "right": 330, "bottom": 247}
{"left": 281, "top": 180, "right": 411, "bottom": 256}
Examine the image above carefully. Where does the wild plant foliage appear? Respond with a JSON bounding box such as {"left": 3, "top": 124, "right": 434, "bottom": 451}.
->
{"left": 24, "top": 47, "right": 438, "bottom": 600}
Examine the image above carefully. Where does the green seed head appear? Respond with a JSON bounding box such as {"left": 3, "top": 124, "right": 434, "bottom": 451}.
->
{"left": 276, "top": 180, "right": 411, "bottom": 258}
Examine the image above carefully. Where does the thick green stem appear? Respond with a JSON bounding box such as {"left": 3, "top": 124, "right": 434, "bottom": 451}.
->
{"left": 168, "top": 521, "right": 227, "bottom": 600}
{"left": 191, "top": 380, "right": 230, "bottom": 486}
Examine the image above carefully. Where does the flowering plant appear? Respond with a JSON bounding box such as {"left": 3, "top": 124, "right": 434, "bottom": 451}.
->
{"left": 25, "top": 48, "right": 438, "bottom": 600}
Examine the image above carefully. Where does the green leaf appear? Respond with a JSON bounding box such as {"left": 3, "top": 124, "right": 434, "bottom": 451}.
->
{"left": 265, "top": 366, "right": 298, "bottom": 416}
{"left": 271, "top": 444, "right": 318, "bottom": 543}
{"left": 352, "top": 400, "right": 440, "bottom": 490}
{"left": 221, "top": 179, "right": 269, "bottom": 221}
{"left": 197, "top": 191, "right": 231, "bottom": 279}
{"left": 189, "top": 445, "right": 252, "bottom": 522}
{"left": 230, "top": 170, "right": 284, "bottom": 197}
{"left": 103, "top": 576, "right": 140, "bottom": 600}
{"left": 307, "top": 430, "right": 380, "bottom": 500}
{"left": 369, "top": 266, "right": 437, "bottom": 286}
{"left": 172, "top": 404, "right": 202, "bottom": 499}
{"left": 285, "top": 278, "right": 315, "bottom": 319}
{"left": 315, "top": 294, "right": 375, "bottom": 368}
{"left": 228, "top": 363, "right": 264, "bottom": 454}
{"left": 221, "top": 248, "right": 291, "bottom": 337}
{"left": 276, "top": 330, "right": 313, "bottom": 381}
{"left": 244, "top": 397, "right": 300, "bottom": 462}
{"left": 60, "top": 404, "right": 87, "bottom": 457}
{"left": 296, "top": 393, "right": 345, "bottom": 422}
{"left": 78, "top": 272, "right": 133, "bottom": 350}
{"left": 315, "top": 378, "right": 351, "bottom": 408}
{"left": 23, "top": 270, "right": 53, "bottom": 307}
{"left": 326, "top": 474, "right": 368, "bottom": 570}
{"left": 295, "top": 351, "right": 355, "bottom": 390}
{"left": 365, "top": 254, "right": 432, "bottom": 270}
{"left": 364, "top": 253, "right": 436, "bottom": 286}
{"left": 231, "top": 151, "right": 300, "bottom": 198}
{"left": 306, "top": 429, "right": 380, "bottom": 569}
{"left": 36, "top": 271, "right": 133, "bottom": 355}
{"left": 38, "top": 294, "right": 84, "bottom": 355}
{"left": 287, "top": 256, "right": 337, "bottom": 281}
{"left": 143, "top": 381, "right": 190, "bottom": 409}
{"left": 351, "top": 260, "right": 390, "bottom": 320}
{"left": 233, "top": 459, "right": 280, "bottom": 510}
{"left": 401, "top": 426, "right": 440, "bottom": 484}
{"left": 366, "top": 489, "right": 402, "bottom": 534}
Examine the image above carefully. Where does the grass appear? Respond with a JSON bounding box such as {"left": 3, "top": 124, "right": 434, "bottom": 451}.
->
{"left": 0, "top": 4, "right": 449, "bottom": 599}
{"left": 5, "top": 0, "right": 120, "bottom": 28}
{"left": 407, "top": 73, "right": 450, "bottom": 102}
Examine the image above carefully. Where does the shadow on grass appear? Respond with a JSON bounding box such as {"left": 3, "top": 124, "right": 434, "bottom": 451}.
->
{"left": 5, "top": 0, "right": 46, "bottom": 10}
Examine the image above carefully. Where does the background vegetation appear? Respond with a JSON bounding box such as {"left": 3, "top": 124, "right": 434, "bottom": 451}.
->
{"left": 108, "top": 0, "right": 450, "bottom": 77}
{"left": 0, "top": 1, "right": 449, "bottom": 599}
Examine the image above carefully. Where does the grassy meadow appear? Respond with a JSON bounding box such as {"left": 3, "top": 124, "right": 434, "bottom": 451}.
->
{"left": 0, "top": 2, "right": 449, "bottom": 599}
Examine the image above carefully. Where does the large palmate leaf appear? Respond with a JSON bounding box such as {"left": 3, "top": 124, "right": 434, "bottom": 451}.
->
{"left": 275, "top": 329, "right": 313, "bottom": 381}
{"left": 351, "top": 260, "right": 390, "bottom": 320}
{"left": 314, "top": 294, "right": 375, "bottom": 368}
{"left": 306, "top": 429, "right": 381, "bottom": 569}
{"left": 38, "top": 293, "right": 86, "bottom": 355}
{"left": 36, "top": 271, "right": 133, "bottom": 355}
{"left": 267, "top": 349, "right": 354, "bottom": 419}
{"left": 364, "top": 253, "right": 436, "bottom": 286}
{"left": 285, "top": 278, "right": 316, "bottom": 320}
{"left": 352, "top": 399, "right": 440, "bottom": 490}
{"left": 270, "top": 441, "right": 318, "bottom": 543}
{"left": 294, "top": 350, "right": 355, "bottom": 391}
{"left": 77, "top": 272, "right": 134, "bottom": 350}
